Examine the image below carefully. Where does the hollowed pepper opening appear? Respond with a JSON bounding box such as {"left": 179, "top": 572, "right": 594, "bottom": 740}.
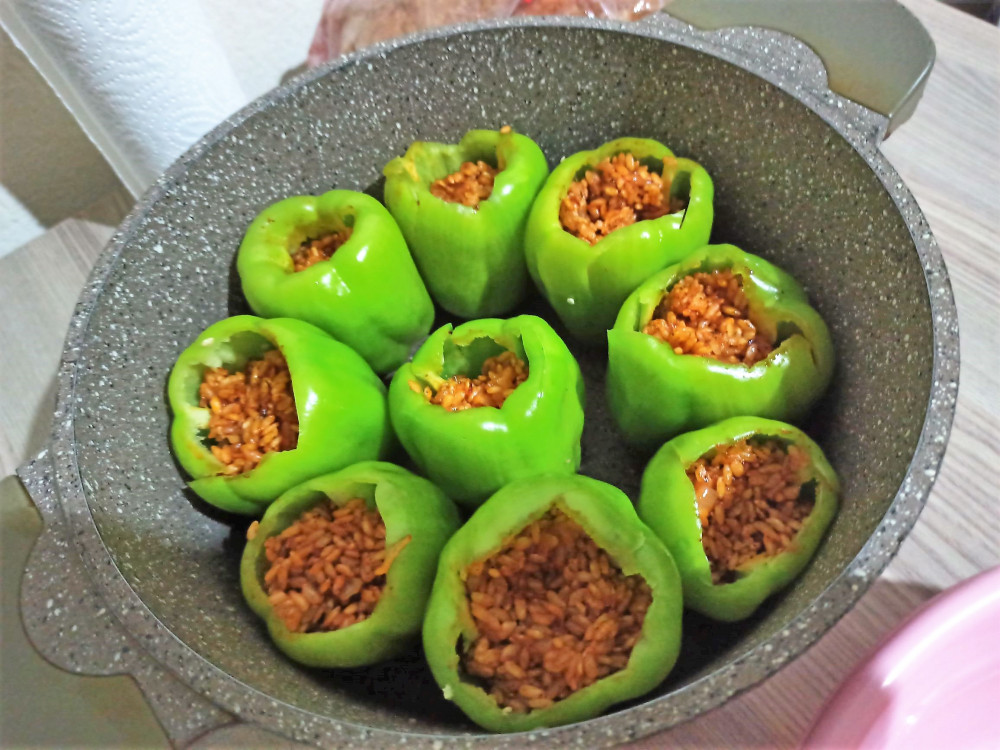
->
{"left": 460, "top": 508, "right": 651, "bottom": 713}
{"left": 411, "top": 334, "right": 529, "bottom": 411}
{"left": 248, "top": 497, "right": 410, "bottom": 633}
{"left": 644, "top": 267, "right": 775, "bottom": 366}
{"left": 287, "top": 210, "right": 357, "bottom": 272}
{"left": 199, "top": 344, "right": 299, "bottom": 475}
{"left": 418, "top": 351, "right": 528, "bottom": 411}
{"left": 290, "top": 228, "right": 353, "bottom": 271}
{"left": 559, "top": 152, "right": 689, "bottom": 245}
{"left": 430, "top": 160, "right": 500, "bottom": 208}
{"left": 427, "top": 125, "right": 511, "bottom": 208}
{"left": 688, "top": 438, "right": 813, "bottom": 584}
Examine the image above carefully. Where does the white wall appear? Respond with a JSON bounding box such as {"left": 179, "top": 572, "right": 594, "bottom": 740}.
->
{"left": 199, "top": 1, "right": 325, "bottom": 101}
{"left": 0, "top": 1, "right": 324, "bottom": 259}
{"left": 0, "top": 30, "right": 124, "bottom": 256}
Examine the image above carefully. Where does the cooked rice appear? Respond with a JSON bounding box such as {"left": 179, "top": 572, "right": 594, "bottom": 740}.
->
{"left": 430, "top": 160, "right": 498, "bottom": 208}
{"left": 461, "top": 508, "right": 651, "bottom": 713}
{"left": 290, "top": 228, "right": 353, "bottom": 271}
{"left": 200, "top": 349, "right": 299, "bottom": 475}
{"left": 688, "top": 440, "right": 812, "bottom": 583}
{"left": 257, "top": 498, "right": 410, "bottom": 633}
{"left": 644, "top": 269, "right": 774, "bottom": 366}
{"left": 559, "top": 152, "right": 686, "bottom": 244}
{"left": 417, "top": 351, "right": 528, "bottom": 411}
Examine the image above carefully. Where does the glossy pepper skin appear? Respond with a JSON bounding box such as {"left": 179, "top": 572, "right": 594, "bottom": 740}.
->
{"left": 607, "top": 244, "right": 835, "bottom": 450}
{"left": 388, "top": 315, "right": 584, "bottom": 507}
{"left": 524, "top": 137, "right": 714, "bottom": 342}
{"left": 237, "top": 189, "right": 434, "bottom": 374}
{"left": 423, "top": 474, "right": 683, "bottom": 732}
{"left": 383, "top": 128, "right": 549, "bottom": 318}
{"left": 167, "top": 316, "right": 393, "bottom": 515}
{"left": 638, "top": 417, "right": 839, "bottom": 622}
{"left": 240, "top": 461, "right": 461, "bottom": 668}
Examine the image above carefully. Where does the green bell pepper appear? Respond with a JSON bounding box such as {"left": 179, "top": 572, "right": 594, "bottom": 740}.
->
{"left": 388, "top": 315, "right": 584, "bottom": 507}
{"left": 638, "top": 417, "right": 839, "bottom": 621}
{"left": 168, "top": 315, "right": 392, "bottom": 515}
{"left": 237, "top": 189, "right": 434, "bottom": 374}
{"left": 423, "top": 474, "right": 683, "bottom": 732}
{"left": 241, "top": 461, "right": 461, "bottom": 668}
{"left": 607, "top": 244, "right": 835, "bottom": 449}
{"left": 524, "top": 137, "right": 714, "bottom": 342}
{"left": 383, "top": 128, "right": 549, "bottom": 318}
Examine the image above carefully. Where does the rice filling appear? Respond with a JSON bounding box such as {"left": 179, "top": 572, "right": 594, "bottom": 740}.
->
{"left": 461, "top": 509, "right": 651, "bottom": 713}
{"left": 644, "top": 268, "right": 774, "bottom": 366}
{"left": 200, "top": 349, "right": 299, "bottom": 475}
{"left": 559, "top": 152, "right": 686, "bottom": 244}
{"left": 417, "top": 351, "right": 528, "bottom": 411}
{"left": 430, "top": 161, "right": 498, "bottom": 208}
{"left": 688, "top": 439, "right": 812, "bottom": 583}
{"left": 291, "top": 228, "right": 353, "bottom": 272}
{"left": 251, "top": 498, "right": 410, "bottom": 633}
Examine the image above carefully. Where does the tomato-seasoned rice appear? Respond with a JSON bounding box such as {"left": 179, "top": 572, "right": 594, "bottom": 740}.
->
{"left": 291, "top": 229, "right": 353, "bottom": 271}
{"left": 418, "top": 351, "right": 528, "bottom": 411}
{"left": 688, "top": 439, "right": 812, "bottom": 583}
{"left": 461, "top": 509, "right": 651, "bottom": 712}
{"left": 559, "top": 152, "right": 685, "bottom": 244}
{"left": 200, "top": 349, "right": 299, "bottom": 474}
{"left": 254, "top": 498, "right": 410, "bottom": 633}
{"left": 430, "top": 160, "right": 498, "bottom": 208}
{"left": 645, "top": 269, "right": 774, "bottom": 366}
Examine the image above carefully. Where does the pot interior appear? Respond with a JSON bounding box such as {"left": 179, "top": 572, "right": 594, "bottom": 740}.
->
{"left": 69, "top": 25, "right": 932, "bottom": 734}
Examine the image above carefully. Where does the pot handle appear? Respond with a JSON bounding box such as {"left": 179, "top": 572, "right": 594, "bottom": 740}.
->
{"left": 15, "top": 452, "right": 236, "bottom": 746}
{"left": 663, "top": 0, "right": 934, "bottom": 136}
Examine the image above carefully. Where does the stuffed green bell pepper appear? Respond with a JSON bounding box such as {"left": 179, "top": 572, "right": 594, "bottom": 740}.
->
{"left": 168, "top": 316, "right": 392, "bottom": 515}
{"left": 608, "top": 244, "right": 835, "bottom": 449}
{"left": 383, "top": 127, "right": 548, "bottom": 318}
{"left": 237, "top": 189, "right": 434, "bottom": 373}
{"left": 240, "top": 461, "right": 460, "bottom": 668}
{"left": 423, "top": 474, "right": 683, "bottom": 732}
{"left": 388, "top": 315, "right": 583, "bottom": 507}
{"left": 524, "top": 137, "right": 714, "bottom": 342}
{"left": 638, "top": 417, "right": 839, "bottom": 621}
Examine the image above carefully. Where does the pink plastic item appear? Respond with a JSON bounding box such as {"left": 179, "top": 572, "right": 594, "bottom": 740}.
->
{"left": 307, "top": 0, "right": 665, "bottom": 65}
{"left": 803, "top": 566, "right": 1000, "bottom": 750}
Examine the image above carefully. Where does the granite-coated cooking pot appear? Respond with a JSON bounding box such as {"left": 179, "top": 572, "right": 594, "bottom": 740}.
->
{"left": 19, "top": 7, "right": 959, "bottom": 749}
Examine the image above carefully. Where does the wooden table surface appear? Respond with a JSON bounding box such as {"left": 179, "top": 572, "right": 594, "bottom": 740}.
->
{"left": 1, "top": 0, "right": 997, "bottom": 746}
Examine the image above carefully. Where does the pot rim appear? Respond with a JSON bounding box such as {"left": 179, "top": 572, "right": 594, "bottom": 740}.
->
{"left": 44, "top": 14, "right": 959, "bottom": 748}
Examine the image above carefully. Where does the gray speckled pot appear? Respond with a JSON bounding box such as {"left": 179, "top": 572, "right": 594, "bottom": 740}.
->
{"left": 20, "top": 13, "right": 958, "bottom": 749}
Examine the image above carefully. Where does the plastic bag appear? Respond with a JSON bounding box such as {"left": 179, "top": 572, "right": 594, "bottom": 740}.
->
{"left": 307, "top": 0, "right": 665, "bottom": 66}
